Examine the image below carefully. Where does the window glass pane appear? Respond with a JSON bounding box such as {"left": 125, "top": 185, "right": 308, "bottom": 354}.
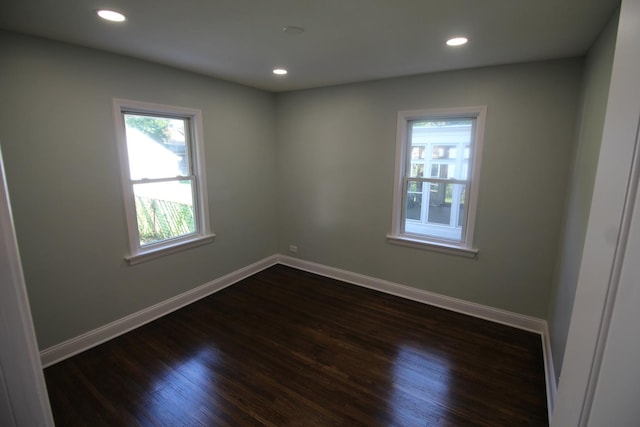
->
{"left": 431, "top": 163, "right": 453, "bottom": 179}
{"left": 458, "top": 187, "right": 466, "bottom": 227}
{"left": 445, "top": 165, "right": 454, "bottom": 178}
{"left": 410, "top": 146, "right": 426, "bottom": 160}
{"left": 407, "top": 180, "right": 423, "bottom": 193}
{"left": 432, "top": 145, "right": 457, "bottom": 159}
{"left": 410, "top": 119, "right": 473, "bottom": 181}
{"left": 394, "top": 108, "right": 485, "bottom": 250}
{"left": 124, "top": 114, "right": 188, "bottom": 180}
{"left": 405, "top": 182, "right": 466, "bottom": 242}
{"left": 133, "top": 180, "right": 195, "bottom": 246}
{"left": 410, "top": 163, "right": 424, "bottom": 177}
{"left": 430, "top": 164, "right": 439, "bottom": 178}
{"left": 406, "top": 180, "right": 424, "bottom": 220}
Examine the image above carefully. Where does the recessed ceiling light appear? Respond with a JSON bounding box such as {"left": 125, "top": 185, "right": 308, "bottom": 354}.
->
{"left": 446, "top": 37, "right": 468, "bottom": 47}
{"left": 273, "top": 68, "right": 288, "bottom": 75}
{"left": 282, "top": 26, "right": 305, "bottom": 35}
{"left": 96, "top": 9, "right": 126, "bottom": 23}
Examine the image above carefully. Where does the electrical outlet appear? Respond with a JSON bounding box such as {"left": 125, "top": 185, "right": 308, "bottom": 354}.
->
{"left": 288, "top": 245, "right": 298, "bottom": 253}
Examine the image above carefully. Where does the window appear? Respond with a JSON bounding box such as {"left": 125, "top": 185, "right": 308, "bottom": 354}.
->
{"left": 113, "top": 99, "right": 213, "bottom": 264}
{"left": 388, "top": 106, "right": 486, "bottom": 256}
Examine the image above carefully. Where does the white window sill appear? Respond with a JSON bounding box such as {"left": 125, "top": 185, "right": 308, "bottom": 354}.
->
{"left": 125, "top": 234, "right": 216, "bottom": 266}
{"left": 386, "top": 234, "right": 478, "bottom": 258}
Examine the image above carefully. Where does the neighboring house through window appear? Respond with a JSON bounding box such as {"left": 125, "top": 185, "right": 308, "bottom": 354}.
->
{"left": 388, "top": 106, "right": 486, "bottom": 256}
{"left": 113, "top": 99, "right": 213, "bottom": 264}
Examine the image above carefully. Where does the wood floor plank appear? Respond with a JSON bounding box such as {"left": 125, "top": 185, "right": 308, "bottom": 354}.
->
{"left": 44, "top": 265, "right": 548, "bottom": 426}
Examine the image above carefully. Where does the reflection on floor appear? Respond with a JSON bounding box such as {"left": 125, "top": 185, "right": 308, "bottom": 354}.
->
{"left": 44, "top": 264, "right": 548, "bottom": 426}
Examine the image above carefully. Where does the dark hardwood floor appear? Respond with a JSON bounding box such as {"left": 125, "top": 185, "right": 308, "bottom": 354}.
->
{"left": 44, "top": 265, "right": 548, "bottom": 426}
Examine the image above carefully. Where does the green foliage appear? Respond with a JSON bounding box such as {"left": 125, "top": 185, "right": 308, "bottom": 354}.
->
{"left": 413, "top": 119, "right": 472, "bottom": 128}
{"left": 445, "top": 184, "right": 453, "bottom": 204}
{"left": 125, "top": 115, "right": 170, "bottom": 143}
{"left": 135, "top": 196, "right": 195, "bottom": 245}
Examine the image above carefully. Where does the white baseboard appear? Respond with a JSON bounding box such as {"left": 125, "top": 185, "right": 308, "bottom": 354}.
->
{"left": 277, "top": 255, "right": 546, "bottom": 332}
{"left": 39, "top": 255, "right": 279, "bottom": 367}
{"left": 276, "top": 255, "right": 557, "bottom": 421}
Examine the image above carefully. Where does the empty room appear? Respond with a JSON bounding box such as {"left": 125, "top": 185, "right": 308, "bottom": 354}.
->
{"left": 2, "top": 0, "right": 640, "bottom": 426}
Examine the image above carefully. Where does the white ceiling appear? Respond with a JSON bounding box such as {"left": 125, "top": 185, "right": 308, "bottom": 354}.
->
{"left": 0, "top": 0, "right": 620, "bottom": 92}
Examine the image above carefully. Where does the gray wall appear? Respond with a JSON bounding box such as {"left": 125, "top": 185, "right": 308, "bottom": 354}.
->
{"left": 275, "top": 60, "right": 583, "bottom": 318}
{"left": 0, "top": 32, "right": 278, "bottom": 350}
{"left": 547, "top": 12, "right": 618, "bottom": 379}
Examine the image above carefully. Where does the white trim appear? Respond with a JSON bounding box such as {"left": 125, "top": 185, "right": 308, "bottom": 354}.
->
{"left": 386, "top": 234, "right": 478, "bottom": 257}
{"left": 125, "top": 233, "right": 215, "bottom": 265}
{"left": 0, "top": 147, "right": 54, "bottom": 425}
{"left": 390, "top": 106, "right": 487, "bottom": 252}
{"left": 40, "top": 255, "right": 278, "bottom": 367}
{"left": 574, "top": 118, "right": 640, "bottom": 424}
{"left": 277, "top": 255, "right": 544, "bottom": 332}
{"left": 112, "top": 98, "right": 212, "bottom": 262}
{"left": 552, "top": 3, "right": 639, "bottom": 425}
{"left": 390, "top": 109, "right": 410, "bottom": 235}
{"left": 579, "top": 117, "right": 640, "bottom": 424}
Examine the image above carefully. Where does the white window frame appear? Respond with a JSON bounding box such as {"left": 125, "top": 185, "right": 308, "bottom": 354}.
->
{"left": 387, "top": 106, "right": 487, "bottom": 257}
{"left": 113, "top": 98, "right": 214, "bottom": 265}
